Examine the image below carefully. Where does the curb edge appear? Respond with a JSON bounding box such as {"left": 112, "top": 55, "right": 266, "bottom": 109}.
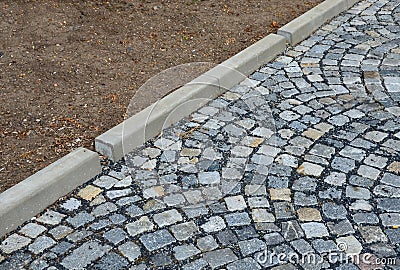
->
{"left": 0, "top": 148, "right": 101, "bottom": 237}
{"left": 277, "top": 0, "right": 360, "bottom": 45}
{"left": 95, "top": 34, "right": 286, "bottom": 161}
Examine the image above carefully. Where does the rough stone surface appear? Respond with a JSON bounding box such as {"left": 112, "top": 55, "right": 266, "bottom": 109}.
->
{"left": 203, "top": 248, "right": 238, "bottom": 269}
{"left": 139, "top": 230, "right": 176, "bottom": 251}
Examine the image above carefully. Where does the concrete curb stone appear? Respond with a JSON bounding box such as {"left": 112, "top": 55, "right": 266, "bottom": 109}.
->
{"left": 277, "top": 0, "right": 360, "bottom": 45}
{"left": 0, "top": 148, "right": 101, "bottom": 237}
{"left": 95, "top": 34, "right": 286, "bottom": 162}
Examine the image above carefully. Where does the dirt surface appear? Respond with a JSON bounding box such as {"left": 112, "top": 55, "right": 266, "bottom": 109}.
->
{"left": 0, "top": 0, "right": 322, "bottom": 192}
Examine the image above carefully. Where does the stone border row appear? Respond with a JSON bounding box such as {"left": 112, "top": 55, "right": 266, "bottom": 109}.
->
{"left": 0, "top": 0, "right": 359, "bottom": 238}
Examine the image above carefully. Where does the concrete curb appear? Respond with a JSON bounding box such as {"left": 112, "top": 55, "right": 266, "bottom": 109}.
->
{"left": 277, "top": 0, "right": 360, "bottom": 45}
{"left": 95, "top": 34, "right": 286, "bottom": 161}
{"left": 0, "top": 148, "right": 101, "bottom": 237}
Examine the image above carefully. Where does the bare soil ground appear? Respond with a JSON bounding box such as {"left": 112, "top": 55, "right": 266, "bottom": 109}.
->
{"left": 0, "top": 0, "right": 322, "bottom": 192}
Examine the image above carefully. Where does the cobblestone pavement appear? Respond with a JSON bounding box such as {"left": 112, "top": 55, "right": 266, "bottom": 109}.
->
{"left": 1, "top": 0, "right": 400, "bottom": 269}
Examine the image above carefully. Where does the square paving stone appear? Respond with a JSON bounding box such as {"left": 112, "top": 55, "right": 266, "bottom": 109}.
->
{"left": 139, "top": 229, "right": 176, "bottom": 251}
{"left": 142, "top": 186, "right": 165, "bottom": 199}
{"left": 209, "top": 202, "right": 228, "bottom": 214}
{"left": 312, "top": 239, "right": 338, "bottom": 254}
{"left": 247, "top": 197, "right": 270, "bottom": 208}
{"left": 36, "top": 210, "right": 65, "bottom": 226}
{"left": 352, "top": 212, "right": 379, "bottom": 224}
{"left": 327, "top": 219, "right": 355, "bottom": 236}
{"left": 173, "top": 244, "right": 201, "bottom": 261}
{"left": 274, "top": 202, "right": 296, "bottom": 219}
{"left": 66, "top": 211, "right": 95, "bottom": 228}
{"left": 385, "top": 228, "right": 400, "bottom": 244}
{"left": 203, "top": 248, "right": 238, "bottom": 269}
{"left": 268, "top": 176, "right": 289, "bottom": 189}
{"left": 60, "top": 241, "right": 111, "bottom": 269}
{"left": 77, "top": 185, "right": 103, "bottom": 201}
{"left": 318, "top": 188, "right": 342, "bottom": 200}
{"left": 297, "top": 208, "right": 322, "bottom": 221}
{"left": 296, "top": 162, "right": 324, "bottom": 177}
{"left": 49, "top": 225, "right": 73, "bottom": 240}
{"left": 303, "top": 128, "right": 324, "bottom": 140}
{"left": 357, "top": 165, "right": 381, "bottom": 180}
{"left": 103, "top": 228, "right": 127, "bottom": 245}
{"left": 224, "top": 195, "right": 247, "bottom": 211}
{"left": 90, "top": 219, "right": 110, "bottom": 230}
{"left": 225, "top": 212, "right": 252, "bottom": 227}
{"left": 235, "top": 225, "right": 259, "bottom": 240}
{"left": 118, "top": 242, "right": 141, "bottom": 262}
{"left": 380, "top": 173, "right": 400, "bottom": 187}
{"left": 109, "top": 213, "right": 127, "bottom": 224}
{"left": 339, "top": 146, "right": 366, "bottom": 160}
{"left": 331, "top": 157, "right": 355, "bottom": 173}
{"left": 349, "top": 175, "right": 374, "bottom": 188}
{"left": 322, "top": 202, "right": 348, "bottom": 220}
{"left": 377, "top": 198, "right": 400, "bottom": 212}
{"left": 252, "top": 209, "right": 276, "bottom": 223}
{"left": 309, "top": 144, "right": 335, "bottom": 159}
{"left": 106, "top": 188, "right": 132, "bottom": 200}
{"left": 335, "top": 236, "right": 362, "bottom": 255}
{"left": 202, "top": 187, "right": 222, "bottom": 202}
{"left": 324, "top": 172, "right": 346, "bottom": 186}
{"left": 238, "top": 238, "right": 266, "bottom": 256}
{"left": 197, "top": 235, "right": 219, "bottom": 251}
{"left": 346, "top": 185, "right": 371, "bottom": 199}
{"left": 93, "top": 176, "right": 118, "bottom": 189}
{"left": 126, "top": 216, "right": 154, "bottom": 237}
{"left": 294, "top": 192, "right": 317, "bottom": 206}
{"left": 93, "top": 252, "right": 128, "bottom": 270}
{"left": 301, "top": 222, "right": 329, "bottom": 238}
{"left": 364, "top": 131, "right": 388, "bottom": 142}
{"left": 91, "top": 202, "right": 118, "bottom": 217}
{"left": 269, "top": 188, "right": 291, "bottom": 201}
{"left": 19, "top": 223, "right": 46, "bottom": 238}
{"left": 358, "top": 226, "right": 388, "bottom": 243}
{"left": 387, "top": 161, "right": 400, "bottom": 174}
{"left": 198, "top": 171, "right": 221, "bottom": 185}
{"left": 170, "top": 221, "right": 199, "bottom": 240}
{"left": 0, "top": 234, "right": 31, "bottom": 254}
{"left": 290, "top": 239, "right": 314, "bottom": 254}
{"left": 292, "top": 177, "right": 317, "bottom": 192}
{"left": 201, "top": 216, "right": 226, "bottom": 233}
{"left": 153, "top": 209, "right": 183, "bottom": 227}
{"left": 50, "top": 241, "right": 73, "bottom": 255}
{"left": 151, "top": 252, "right": 172, "bottom": 267}
{"left": 363, "top": 154, "right": 388, "bottom": 168}
{"left": 163, "top": 193, "right": 186, "bottom": 207}
{"left": 217, "top": 229, "right": 238, "bottom": 246}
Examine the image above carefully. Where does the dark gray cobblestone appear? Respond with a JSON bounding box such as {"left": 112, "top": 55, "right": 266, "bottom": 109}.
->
{"left": 1, "top": 0, "right": 400, "bottom": 269}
